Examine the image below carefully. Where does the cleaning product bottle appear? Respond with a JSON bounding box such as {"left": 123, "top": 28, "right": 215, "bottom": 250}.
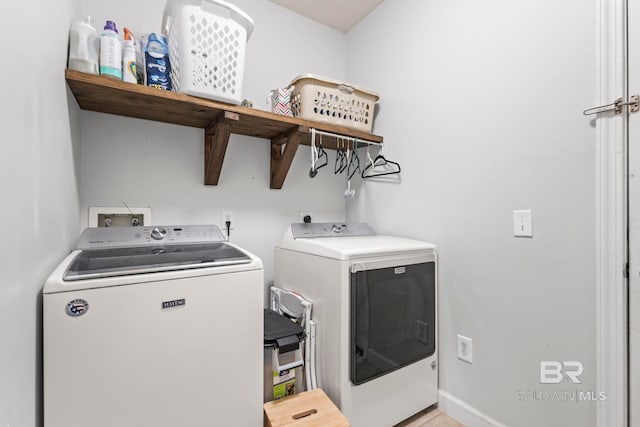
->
{"left": 122, "top": 28, "right": 137, "bottom": 84}
{"left": 68, "top": 16, "right": 99, "bottom": 74}
{"left": 143, "top": 33, "right": 172, "bottom": 90}
{"left": 99, "top": 20, "right": 122, "bottom": 79}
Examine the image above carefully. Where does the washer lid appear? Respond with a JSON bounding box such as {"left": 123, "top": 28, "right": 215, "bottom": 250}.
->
{"left": 63, "top": 242, "right": 251, "bottom": 281}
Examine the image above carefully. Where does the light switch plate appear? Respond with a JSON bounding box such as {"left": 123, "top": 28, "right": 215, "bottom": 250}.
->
{"left": 513, "top": 209, "right": 533, "bottom": 237}
{"left": 457, "top": 334, "right": 473, "bottom": 364}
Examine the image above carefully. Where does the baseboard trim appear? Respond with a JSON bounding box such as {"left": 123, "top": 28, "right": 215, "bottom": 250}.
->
{"left": 438, "top": 390, "right": 507, "bottom": 427}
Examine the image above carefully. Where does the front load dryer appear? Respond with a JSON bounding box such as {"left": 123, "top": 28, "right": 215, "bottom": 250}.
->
{"left": 274, "top": 223, "right": 438, "bottom": 427}
{"left": 43, "top": 225, "right": 263, "bottom": 427}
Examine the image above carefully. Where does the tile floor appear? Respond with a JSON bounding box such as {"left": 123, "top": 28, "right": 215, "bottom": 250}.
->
{"left": 395, "top": 407, "right": 465, "bottom": 427}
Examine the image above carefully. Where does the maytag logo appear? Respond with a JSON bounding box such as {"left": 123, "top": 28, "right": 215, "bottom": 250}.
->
{"left": 66, "top": 299, "right": 89, "bottom": 317}
{"left": 394, "top": 267, "right": 406, "bottom": 275}
{"left": 162, "top": 299, "right": 185, "bottom": 309}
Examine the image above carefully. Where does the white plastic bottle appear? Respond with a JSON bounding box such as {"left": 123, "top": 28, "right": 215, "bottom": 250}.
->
{"left": 122, "top": 28, "right": 137, "bottom": 83}
{"left": 68, "top": 16, "right": 99, "bottom": 74}
{"left": 99, "top": 20, "right": 122, "bottom": 79}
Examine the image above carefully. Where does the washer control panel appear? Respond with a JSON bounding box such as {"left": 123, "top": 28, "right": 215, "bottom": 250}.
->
{"left": 291, "top": 223, "right": 376, "bottom": 239}
{"left": 150, "top": 227, "right": 168, "bottom": 240}
{"left": 76, "top": 225, "right": 226, "bottom": 249}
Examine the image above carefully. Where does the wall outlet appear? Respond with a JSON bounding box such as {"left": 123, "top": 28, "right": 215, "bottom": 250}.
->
{"left": 89, "top": 207, "right": 151, "bottom": 227}
{"left": 221, "top": 211, "right": 235, "bottom": 228}
{"left": 457, "top": 334, "right": 473, "bottom": 364}
{"left": 220, "top": 211, "right": 235, "bottom": 227}
{"left": 299, "top": 211, "right": 313, "bottom": 223}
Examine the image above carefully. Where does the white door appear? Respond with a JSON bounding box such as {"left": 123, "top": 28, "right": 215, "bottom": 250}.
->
{"left": 629, "top": 0, "right": 640, "bottom": 423}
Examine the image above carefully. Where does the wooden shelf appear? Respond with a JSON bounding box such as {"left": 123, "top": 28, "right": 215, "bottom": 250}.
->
{"left": 65, "top": 69, "right": 383, "bottom": 189}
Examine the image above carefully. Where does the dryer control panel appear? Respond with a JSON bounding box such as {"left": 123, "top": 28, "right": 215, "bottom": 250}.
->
{"left": 291, "top": 223, "right": 376, "bottom": 239}
{"left": 75, "top": 225, "right": 226, "bottom": 249}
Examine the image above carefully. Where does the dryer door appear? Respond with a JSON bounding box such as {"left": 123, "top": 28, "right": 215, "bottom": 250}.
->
{"left": 350, "top": 255, "right": 436, "bottom": 385}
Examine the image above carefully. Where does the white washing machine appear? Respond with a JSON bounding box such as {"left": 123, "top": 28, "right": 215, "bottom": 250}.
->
{"left": 274, "top": 223, "right": 438, "bottom": 427}
{"left": 43, "top": 225, "right": 263, "bottom": 427}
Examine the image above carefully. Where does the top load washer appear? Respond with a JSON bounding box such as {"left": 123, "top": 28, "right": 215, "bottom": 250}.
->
{"left": 43, "top": 225, "right": 264, "bottom": 427}
{"left": 274, "top": 223, "right": 438, "bottom": 427}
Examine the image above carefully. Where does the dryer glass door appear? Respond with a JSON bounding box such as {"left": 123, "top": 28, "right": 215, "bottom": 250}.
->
{"left": 350, "top": 259, "right": 436, "bottom": 385}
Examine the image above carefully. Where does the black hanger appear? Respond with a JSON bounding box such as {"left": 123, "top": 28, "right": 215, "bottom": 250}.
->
{"left": 361, "top": 154, "right": 401, "bottom": 178}
{"left": 335, "top": 142, "right": 347, "bottom": 174}
{"left": 316, "top": 143, "right": 328, "bottom": 170}
{"left": 309, "top": 133, "right": 328, "bottom": 178}
{"left": 347, "top": 143, "right": 361, "bottom": 180}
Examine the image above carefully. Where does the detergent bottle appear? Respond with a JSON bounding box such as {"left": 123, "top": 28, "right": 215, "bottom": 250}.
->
{"left": 68, "top": 16, "right": 99, "bottom": 74}
{"left": 143, "top": 33, "right": 172, "bottom": 90}
{"left": 99, "top": 20, "right": 122, "bottom": 79}
{"left": 122, "top": 28, "right": 137, "bottom": 83}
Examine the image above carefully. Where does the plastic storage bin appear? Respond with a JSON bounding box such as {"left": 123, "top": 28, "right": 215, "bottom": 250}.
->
{"left": 264, "top": 309, "right": 305, "bottom": 402}
{"left": 162, "top": 0, "right": 254, "bottom": 104}
{"left": 289, "top": 74, "right": 379, "bottom": 133}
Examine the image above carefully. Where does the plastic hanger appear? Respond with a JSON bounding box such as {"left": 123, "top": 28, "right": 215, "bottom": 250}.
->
{"left": 334, "top": 137, "right": 347, "bottom": 174}
{"left": 309, "top": 129, "right": 318, "bottom": 177}
{"left": 316, "top": 135, "right": 328, "bottom": 170}
{"left": 361, "top": 144, "right": 401, "bottom": 178}
{"left": 309, "top": 130, "right": 328, "bottom": 178}
{"left": 347, "top": 138, "right": 361, "bottom": 180}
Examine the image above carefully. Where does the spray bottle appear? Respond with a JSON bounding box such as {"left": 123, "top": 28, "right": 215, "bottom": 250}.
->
{"left": 122, "top": 28, "right": 137, "bottom": 84}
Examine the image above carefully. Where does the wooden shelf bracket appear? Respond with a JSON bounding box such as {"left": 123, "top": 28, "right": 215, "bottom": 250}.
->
{"left": 204, "top": 111, "right": 239, "bottom": 185}
{"left": 270, "top": 126, "right": 308, "bottom": 189}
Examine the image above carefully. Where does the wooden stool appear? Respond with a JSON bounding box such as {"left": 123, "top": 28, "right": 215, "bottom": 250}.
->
{"left": 263, "top": 389, "right": 349, "bottom": 427}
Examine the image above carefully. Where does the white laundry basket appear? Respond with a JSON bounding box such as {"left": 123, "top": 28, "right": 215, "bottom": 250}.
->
{"left": 289, "top": 74, "right": 380, "bottom": 133}
{"left": 162, "top": 0, "right": 254, "bottom": 104}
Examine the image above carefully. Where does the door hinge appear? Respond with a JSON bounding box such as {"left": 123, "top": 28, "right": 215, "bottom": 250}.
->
{"left": 583, "top": 95, "right": 639, "bottom": 116}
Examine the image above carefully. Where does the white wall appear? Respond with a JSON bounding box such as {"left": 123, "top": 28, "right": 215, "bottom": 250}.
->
{"left": 0, "top": 0, "right": 81, "bottom": 425}
{"left": 77, "top": 0, "right": 349, "bottom": 289}
{"left": 347, "top": 1, "right": 597, "bottom": 426}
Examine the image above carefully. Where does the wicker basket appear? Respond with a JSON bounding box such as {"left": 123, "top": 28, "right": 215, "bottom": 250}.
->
{"left": 289, "top": 74, "right": 379, "bottom": 133}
